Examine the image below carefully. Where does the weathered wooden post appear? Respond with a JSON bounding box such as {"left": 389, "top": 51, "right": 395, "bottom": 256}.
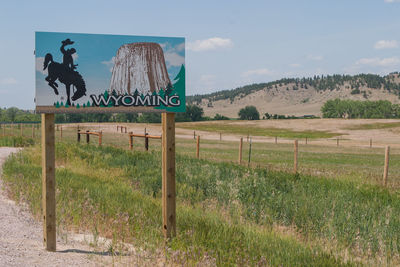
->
{"left": 275, "top": 136, "right": 277, "bottom": 144}
{"left": 125, "top": 127, "right": 127, "bottom": 133}
{"left": 336, "top": 138, "right": 339, "bottom": 147}
{"left": 193, "top": 131, "right": 195, "bottom": 140}
{"left": 162, "top": 113, "right": 176, "bottom": 239}
{"left": 98, "top": 131, "right": 102, "bottom": 146}
{"left": 145, "top": 133, "right": 149, "bottom": 151}
{"left": 305, "top": 137, "right": 308, "bottom": 145}
{"left": 294, "top": 140, "right": 298, "bottom": 173}
{"left": 60, "top": 126, "right": 63, "bottom": 140}
{"left": 41, "top": 114, "right": 56, "bottom": 251}
{"left": 117, "top": 125, "right": 119, "bottom": 132}
{"left": 370, "top": 139, "right": 372, "bottom": 148}
{"left": 248, "top": 137, "right": 252, "bottom": 166}
{"left": 196, "top": 135, "right": 200, "bottom": 159}
{"left": 86, "top": 130, "right": 90, "bottom": 144}
{"left": 238, "top": 137, "right": 243, "bottom": 164}
{"left": 383, "top": 146, "right": 390, "bottom": 186}
{"left": 77, "top": 129, "right": 81, "bottom": 142}
{"left": 219, "top": 132, "right": 222, "bottom": 141}
{"left": 129, "top": 132, "right": 133, "bottom": 150}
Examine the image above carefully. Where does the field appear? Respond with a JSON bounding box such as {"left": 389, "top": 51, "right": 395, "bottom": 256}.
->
{"left": 1, "top": 118, "right": 400, "bottom": 266}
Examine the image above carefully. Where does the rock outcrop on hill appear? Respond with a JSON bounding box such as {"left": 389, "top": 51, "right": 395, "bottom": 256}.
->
{"left": 109, "top": 42, "right": 171, "bottom": 95}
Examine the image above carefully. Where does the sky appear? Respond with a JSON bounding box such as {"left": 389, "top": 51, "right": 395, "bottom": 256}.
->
{"left": 0, "top": 0, "right": 400, "bottom": 109}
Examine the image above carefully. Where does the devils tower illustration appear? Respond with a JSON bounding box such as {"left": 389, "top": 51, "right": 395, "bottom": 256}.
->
{"left": 109, "top": 42, "right": 171, "bottom": 95}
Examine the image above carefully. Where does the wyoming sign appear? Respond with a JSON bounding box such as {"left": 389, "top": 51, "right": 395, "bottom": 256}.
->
{"left": 35, "top": 31, "right": 185, "bottom": 113}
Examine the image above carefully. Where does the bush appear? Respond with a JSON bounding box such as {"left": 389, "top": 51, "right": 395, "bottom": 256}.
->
{"left": 238, "top": 106, "right": 260, "bottom": 120}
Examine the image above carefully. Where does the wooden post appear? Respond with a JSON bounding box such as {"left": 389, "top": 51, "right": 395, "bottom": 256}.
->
{"left": 294, "top": 140, "right": 298, "bottom": 173}
{"left": 86, "top": 130, "right": 90, "bottom": 144}
{"left": 41, "top": 114, "right": 56, "bottom": 251}
{"left": 99, "top": 131, "right": 102, "bottom": 146}
{"left": 162, "top": 113, "right": 176, "bottom": 239}
{"left": 144, "top": 127, "right": 147, "bottom": 135}
{"left": 117, "top": 125, "right": 119, "bottom": 132}
{"left": 32, "top": 124, "right": 35, "bottom": 138}
{"left": 238, "top": 137, "right": 243, "bottom": 164}
{"left": 336, "top": 138, "right": 339, "bottom": 147}
{"left": 77, "top": 129, "right": 81, "bottom": 142}
{"left": 60, "top": 126, "right": 63, "bottom": 140}
{"left": 193, "top": 131, "right": 195, "bottom": 140}
{"left": 247, "top": 133, "right": 249, "bottom": 142}
{"left": 275, "top": 136, "right": 277, "bottom": 144}
{"left": 196, "top": 136, "right": 200, "bottom": 159}
{"left": 248, "top": 137, "right": 252, "bottom": 166}
{"left": 124, "top": 127, "right": 127, "bottom": 133}
{"left": 219, "top": 132, "right": 222, "bottom": 141}
{"left": 383, "top": 146, "right": 390, "bottom": 186}
{"left": 305, "top": 137, "right": 308, "bottom": 145}
{"left": 370, "top": 139, "right": 372, "bottom": 148}
{"left": 129, "top": 132, "right": 133, "bottom": 150}
{"left": 145, "top": 134, "right": 149, "bottom": 151}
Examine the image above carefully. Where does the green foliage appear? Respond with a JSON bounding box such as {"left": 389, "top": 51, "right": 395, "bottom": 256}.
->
{"left": 0, "top": 107, "right": 39, "bottom": 123}
{"left": 238, "top": 106, "right": 260, "bottom": 120}
{"left": 0, "top": 136, "right": 35, "bottom": 147}
{"left": 321, "top": 98, "right": 399, "bottom": 118}
{"left": 213, "top": 113, "right": 230, "bottom": 120}
{"left": 2, "top": 145, "right": 352, "bottom": 266}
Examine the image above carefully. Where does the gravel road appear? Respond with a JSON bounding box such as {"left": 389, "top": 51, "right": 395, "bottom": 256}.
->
{"left": 0, "top": 147, "right": 111, "bottom": 266}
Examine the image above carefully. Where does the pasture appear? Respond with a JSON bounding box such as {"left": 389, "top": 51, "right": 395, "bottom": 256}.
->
{"left": 1, "top": 118, "right": 400, "bottom": 266}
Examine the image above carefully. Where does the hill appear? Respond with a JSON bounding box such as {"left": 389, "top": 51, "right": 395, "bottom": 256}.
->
{"left": 187, "top": 72, "right": 400, "bottom": 118}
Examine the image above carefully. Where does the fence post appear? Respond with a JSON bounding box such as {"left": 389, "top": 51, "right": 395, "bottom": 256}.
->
{"left": 32, "top": 124, "right": 35, "bottom": 138}
{"left": 238, "top": 137, "right": 243, "bottom": 164}
{"left": 248, "top": 137, "right": 252, "bottom": 166}
{"left": 193, "top": 131, "right": 195, "bottom": 140}
{"left": 117, "top": 125, "right": 119, "bottom": 132}
{"left": 125, "top": 127, "right": 127, "bottom": 133}
{"left": 129, "top": 132, "right": 133, "bottom": 150}
{"left": 145, "top": 133, "right": 149, "bottom": 151}
{"left": 196, "top": 136, "right": 200, "bottom": 159}
{"left": 220, "top": 132, "right": 222, "bottom": 141}
{"left": 86, "top": 130, "right": 90, "bottom": 144}
{"left": 383, "top": 146, "right": 390, "bottom": 186}
{"left": 99, "top": 131, "right": 102, "bottom": 146}
{"left": 294, "top": 140, "right": 298, "bottom": 173}
{"left": 336, "top": 138, "right": 339, "bottom": 147}
{"left": 305, "top": 137, "right": 308, "bottom": 145}
{"left": 275, "top": 136, "right": 277, "bottom": 144}
{"left": 77, "top": 129, "right": 81, "bottom": 142}
{"left": 60, "top": 126, "right": 63, "bottom": 140}
{"left": 370, "top": 139, "right": 372, "bottom": 148}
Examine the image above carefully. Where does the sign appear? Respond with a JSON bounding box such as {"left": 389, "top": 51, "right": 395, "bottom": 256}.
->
{"left": 35, "top": 32, "right": 185, "bottom": 113}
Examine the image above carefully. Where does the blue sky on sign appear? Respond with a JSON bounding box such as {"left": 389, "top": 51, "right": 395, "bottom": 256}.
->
{"left": 1, "top": 0, "right": 400, "bottom": 109}
{"left": 35, "top": 32, "right": 184, "bottom": 106}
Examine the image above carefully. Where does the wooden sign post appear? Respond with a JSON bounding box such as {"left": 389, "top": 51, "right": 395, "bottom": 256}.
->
{"left": 41, "top": 114, "right": 56, "bottom": 251}
{"left": 162, "top": 113, "right": 176, "bottom": 239}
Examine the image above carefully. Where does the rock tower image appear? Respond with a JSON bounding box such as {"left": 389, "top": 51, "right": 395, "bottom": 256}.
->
{"left": 109, "top": 42, "right": 171, "bottom": 95}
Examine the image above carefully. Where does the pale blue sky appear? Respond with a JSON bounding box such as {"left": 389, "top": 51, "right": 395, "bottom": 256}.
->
{"left": 1, "top": 0, "right": 400, "bottom": 109}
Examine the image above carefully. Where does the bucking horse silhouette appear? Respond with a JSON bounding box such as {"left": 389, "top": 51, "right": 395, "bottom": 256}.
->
{"left": 43, "top": 53, "right": 86, "bottom": 106}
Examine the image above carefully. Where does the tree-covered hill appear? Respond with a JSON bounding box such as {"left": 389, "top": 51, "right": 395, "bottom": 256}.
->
{"left": 187, "top": 72, "right": 400, "bottom": 105}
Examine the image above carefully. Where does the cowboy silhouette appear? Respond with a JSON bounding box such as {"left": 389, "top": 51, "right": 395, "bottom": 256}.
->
{"left": 43, "top": 38, "right": 86, "bottom": 105}
{"left": 60, "top": 38, "right": 78, "bottom": 70}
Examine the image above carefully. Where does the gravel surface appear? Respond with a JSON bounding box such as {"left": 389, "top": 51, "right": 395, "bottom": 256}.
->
{"left": 0, "top": 147, "right": 109, "bottom": 266}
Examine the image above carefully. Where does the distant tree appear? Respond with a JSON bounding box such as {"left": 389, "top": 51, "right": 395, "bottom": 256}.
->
{"left": 238, "top": 106, "right": 260, "bottom": 120}
{"left": 186, "top": 104, "right": 204, "bottom": 121}
{"left": 214, "top": 113, "right": 230, "bottom": 120}
{"left": 263, "top": 113, "right": 271, "bottom": 120}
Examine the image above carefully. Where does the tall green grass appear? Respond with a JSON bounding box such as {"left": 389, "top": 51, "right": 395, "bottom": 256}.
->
{"left": 2, "top": 144, "right": 350, "bottom": 266}
{"left": 0, "top": 135, "right": 35, "bottom": 147}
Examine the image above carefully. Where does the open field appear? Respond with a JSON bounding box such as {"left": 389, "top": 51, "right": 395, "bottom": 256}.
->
{"left": 1, "top": 118, "right": 400, "bottom": 265}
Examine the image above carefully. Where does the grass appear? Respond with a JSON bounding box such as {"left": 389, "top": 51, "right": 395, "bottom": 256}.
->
{"left": 177, "top": 121, "right": 340, "bottom": 139}
{"left": 345, "top": 122, "right": 400, "bottom": 130}
{"left": 4, "top": 143, "right": 400, "bottom": 265}
{"left": 2, "top": 144, "right": 352, "bottom": 266}
{"left": 0, "top": 135, "right": 35, "bottom": 147}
